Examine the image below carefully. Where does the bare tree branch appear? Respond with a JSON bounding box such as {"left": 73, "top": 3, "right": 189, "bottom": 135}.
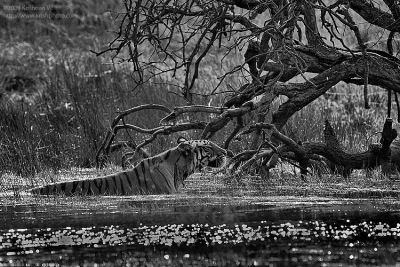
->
{"left": 95, "top": 0, "right": 400, "bottom": 178}
{"left": 349, "top": 0, "right": 400, "bottom": 32}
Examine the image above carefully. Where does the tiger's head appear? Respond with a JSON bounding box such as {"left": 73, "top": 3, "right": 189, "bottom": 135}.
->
{"left": 176, "top": 136, "right": 230, "bottom": 171}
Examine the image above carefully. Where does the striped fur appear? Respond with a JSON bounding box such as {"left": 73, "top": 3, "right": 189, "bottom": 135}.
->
{"left": 30, "top": 137, "right": 227, "bottom": 196}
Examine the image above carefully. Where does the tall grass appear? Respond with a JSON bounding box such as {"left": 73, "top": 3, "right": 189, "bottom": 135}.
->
{"left": 284, "top": 82, "right": 391, "bottom": 152}
{"left": 0, "top": 54, "right": 200, "bottom": 176}
{"left": 0, "top": 102, "right": 65, "bottom": 176}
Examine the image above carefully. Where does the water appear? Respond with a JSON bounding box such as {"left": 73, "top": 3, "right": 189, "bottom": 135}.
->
{"left": 1, "top": 196, "right": 400, "bottom": 266}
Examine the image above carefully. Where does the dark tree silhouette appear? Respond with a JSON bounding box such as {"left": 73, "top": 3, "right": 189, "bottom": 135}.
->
{"left": 95, "top": 0, "right": 400, "bottom": 178}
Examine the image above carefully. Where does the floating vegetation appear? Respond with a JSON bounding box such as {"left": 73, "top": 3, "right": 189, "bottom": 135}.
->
{"left": 2, "top": 219, "right": 400, "bottom": 266}
{"left": 1, "top": 220, "right": 400, "bottom": 253}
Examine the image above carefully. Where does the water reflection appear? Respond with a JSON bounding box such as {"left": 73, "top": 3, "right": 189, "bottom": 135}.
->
{"left": 3, "top": 243, "right": 400, "bottom": 266}
{"left": 1, "top": 197, "right": 400, "bottom": 266}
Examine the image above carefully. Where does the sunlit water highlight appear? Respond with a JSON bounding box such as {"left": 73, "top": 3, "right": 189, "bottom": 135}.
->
{"left": 1, "top": 196, "right": 400, "bottom": 266}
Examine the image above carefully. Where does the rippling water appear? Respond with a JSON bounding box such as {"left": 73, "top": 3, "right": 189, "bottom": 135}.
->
{"left": 1, "top": 196, "right": 400, "bottom": 266}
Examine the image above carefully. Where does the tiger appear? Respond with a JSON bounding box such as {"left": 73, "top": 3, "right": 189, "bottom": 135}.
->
{"left": 30, "top": 137, "right": 229, "bottom": 196}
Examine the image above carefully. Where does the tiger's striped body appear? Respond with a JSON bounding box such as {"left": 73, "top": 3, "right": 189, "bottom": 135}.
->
{"left": 30, "top": 137, "right": 228, "bottom": 196}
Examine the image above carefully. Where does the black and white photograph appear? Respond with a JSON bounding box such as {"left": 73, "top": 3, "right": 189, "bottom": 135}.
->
{"left": 1, "top": 0, "right": 400, "bottom": 266}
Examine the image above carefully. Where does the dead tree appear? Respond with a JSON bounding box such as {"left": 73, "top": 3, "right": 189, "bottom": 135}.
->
{"left": 234, "top": 118, "right": 398, "bottom": 179}
{"left": 94, "top": 0, "right": 400, "bottom": 177}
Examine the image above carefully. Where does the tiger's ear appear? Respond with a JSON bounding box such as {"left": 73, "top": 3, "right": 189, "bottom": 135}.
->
{"left": 177, "top": 142, "right": 193, "bottom": 156}
{"left": 177, "top": 136, "right": 189, "bottom": 144}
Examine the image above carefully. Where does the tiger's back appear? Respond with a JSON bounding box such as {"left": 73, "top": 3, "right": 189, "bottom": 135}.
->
{"left": 30, "top": 137, "right": 228, "bottom": 196}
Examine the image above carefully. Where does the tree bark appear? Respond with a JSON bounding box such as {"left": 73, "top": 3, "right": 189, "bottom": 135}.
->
{"left": 238, "top": 119, "right": 399, "bottom": 178}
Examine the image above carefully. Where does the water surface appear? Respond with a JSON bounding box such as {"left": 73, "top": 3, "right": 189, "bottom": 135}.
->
{"left": 1, "top": 196, "right": 400, "bottom": 266}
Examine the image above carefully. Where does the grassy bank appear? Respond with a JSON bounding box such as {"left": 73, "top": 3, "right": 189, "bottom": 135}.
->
{"left": 0, "top": 0, "right": 396, "bottom": 192}
{"left": 2, "top": 168, "right": 400, "bottom": 207}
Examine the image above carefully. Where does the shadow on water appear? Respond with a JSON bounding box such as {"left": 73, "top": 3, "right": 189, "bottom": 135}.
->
{"left": 1, "top": 196, "right": 400, "bottom": 266}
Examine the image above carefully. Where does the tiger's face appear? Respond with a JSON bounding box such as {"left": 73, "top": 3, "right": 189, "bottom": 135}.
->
{"left": 177, "top": 137, "right": 228, "bottom": 171}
